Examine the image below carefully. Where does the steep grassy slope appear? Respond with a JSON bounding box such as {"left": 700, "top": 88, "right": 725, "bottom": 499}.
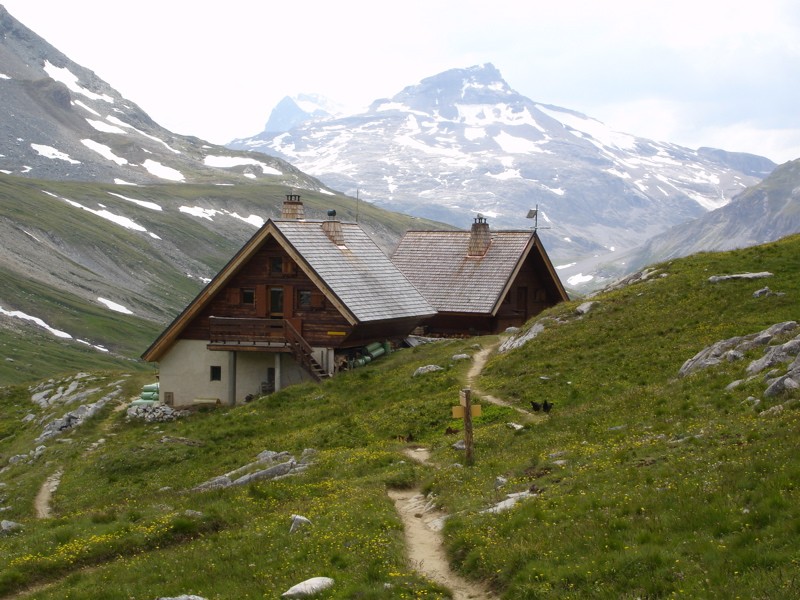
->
{"left": 0, "top": 174, "right": 452, "bottom": 385}
{"left": 0, "top": 235, "right": 798, "bottom": 598}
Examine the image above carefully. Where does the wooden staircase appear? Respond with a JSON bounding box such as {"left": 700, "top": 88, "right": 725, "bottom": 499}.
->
{"left": 284, "top": 320, "right": 330, "bottom": 382}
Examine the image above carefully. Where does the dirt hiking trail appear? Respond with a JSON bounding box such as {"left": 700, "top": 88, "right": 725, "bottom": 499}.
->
{"left": 388, "top": 342, "right": 529, "bottom": 599}
{"left": 388, "top": 488, "right": 496, "bottom": 599}
{"left": 468, "top": 342, "right": 537, "bottom": 422}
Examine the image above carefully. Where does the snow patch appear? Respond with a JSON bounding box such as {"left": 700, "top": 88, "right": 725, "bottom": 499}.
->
{"left": 142, "top": 159, "right": 184, "bottom": 182}
{"left": 555, "top": 262, "right": 576, "bottom": 270}
{"left": 180, "top": 206, "right": 220, "bottom": 220}
{"left": 0, "top": 305, "right": 71, "bottom": 339}
{"left": 86, "top": 119, "right": 127, "bottom": 134}
{"left": 203, "top": 155, "right": 282, "bottom": 176}
{"left": 31, "top": 144, "right": 80, "bottom": 165}
{"left": 73, "top": 100, "right": 101, "bottom": 116}
{"left": 106, "top": 117, "right": 182, "bottom": 154}
{"left": 231, "top": 213, "right": 265, "bottom": 227}
{"left": 537, "top": 104, "right": 636, "bottom": 150}
{"left": 107, "top": 192, "right": 162, "bottom": 211}
{"left": 97, "top": 297, "right": 133, "bottom": 315}
{"left": 42, "top": 190, "right": 157, "bottom": 236}
{"left": 0, "top": 73, "right": 10, "bottom": 80}
{"left": 81, "top": 139, "right": 127, "bottom": 165}
{"left": 567, "top": 273, "right": 594, "bottom": 285}
{"left": 43, "top": 61, "right": 113, "bottom": 103}
{"left": 494, "top": 131, "right": 546, "bottom": 154}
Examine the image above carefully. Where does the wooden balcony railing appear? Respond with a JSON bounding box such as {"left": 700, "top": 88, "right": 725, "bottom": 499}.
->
{"left": 208, "top": 317, "right": 330, "bottom": 381}
{"left": 209, "top": 317, "right": 286, "bottom": 344}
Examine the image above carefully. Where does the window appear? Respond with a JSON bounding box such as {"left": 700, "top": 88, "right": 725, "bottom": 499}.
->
{"left": 210, "top": 366, "right": 222, "bottom": 381}
{"left": 241, "top": 288, "right": 255, "bottom": 304}
{"left": 269, "top": 256, "right": 297, "bottom": 277}
{"left": 298, "top": 289, "right": 313, "bottom": 310}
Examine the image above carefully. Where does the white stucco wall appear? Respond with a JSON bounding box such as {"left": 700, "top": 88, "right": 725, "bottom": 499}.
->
{"left": 157, "top": 341, "right": 315, "bottom": 407}
{"left": 158, "top": 340, "right": 231, "bottom": 407}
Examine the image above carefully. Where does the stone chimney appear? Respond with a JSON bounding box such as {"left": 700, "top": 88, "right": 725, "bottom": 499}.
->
{"left": 321, "top": 210, "right": 345, "bottom": 246}
{"left": 467, "top": 214, "right": 491, "bottom": 256}
{"left": 281, "top": 193, "right": 305, "bottom": 220}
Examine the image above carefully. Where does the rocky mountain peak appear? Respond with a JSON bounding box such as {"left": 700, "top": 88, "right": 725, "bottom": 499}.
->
{"left": 230, "top": 63, "right": 778, "bottom": 292}
{"left": 372, "top": 63, "right": 515, "bottom": 117}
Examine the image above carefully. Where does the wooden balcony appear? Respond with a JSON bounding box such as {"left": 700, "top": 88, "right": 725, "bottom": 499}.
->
{"left": 208, "top": 317, "right": 329, "bottom": 381}
{"left": 208, "top": 317, "right": 287, "bottom": 348}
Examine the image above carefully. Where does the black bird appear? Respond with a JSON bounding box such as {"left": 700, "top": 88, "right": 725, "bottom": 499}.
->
{"left": 542, "top": 400, "right": 553, "bottom": 413}
{"left": 530, "top": 401, "right": 542, "bottom": 412}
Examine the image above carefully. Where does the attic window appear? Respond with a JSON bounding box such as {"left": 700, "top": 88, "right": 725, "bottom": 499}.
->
{"left": 241, "top": 288, "right": 255, "bottom": 304}
{"left": 269, "top": 256, "right": 297, "bottom": 276}
{"left": 298, "top": 290, "right": 312, "bottom": 310}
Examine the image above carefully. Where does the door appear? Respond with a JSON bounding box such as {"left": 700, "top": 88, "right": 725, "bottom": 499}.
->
{"left": 269, "top": 287, "right": 284, "bottom": 318}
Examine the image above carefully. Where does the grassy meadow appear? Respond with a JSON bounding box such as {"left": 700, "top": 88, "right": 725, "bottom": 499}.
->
{"left": 0, "top": 234, "right": 799, "bottom": 598}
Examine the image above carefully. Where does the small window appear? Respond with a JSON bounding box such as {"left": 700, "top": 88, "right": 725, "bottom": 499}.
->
{"left": 241, "top": 288, "right": 255, "bottom": 304}
{"left": 270, "top": 256, "right": 283, "bottom": 275}
{"left": 298, "top": 290, "right": 313, "bottom": 310}
{"left": 210, "top": 366, "right": 222, "bottom": 381}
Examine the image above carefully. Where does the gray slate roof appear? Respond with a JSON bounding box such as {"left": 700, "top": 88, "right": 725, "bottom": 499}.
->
{"left": 274, "top": 220, "right": 435, "bottom": 323}
{"left": 391, "top": 230, "right": 534, "bottom": 314}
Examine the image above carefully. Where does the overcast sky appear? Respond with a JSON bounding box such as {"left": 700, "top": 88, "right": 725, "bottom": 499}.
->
{"left": 4, "top": 0, "right": 799, "bottom": 163}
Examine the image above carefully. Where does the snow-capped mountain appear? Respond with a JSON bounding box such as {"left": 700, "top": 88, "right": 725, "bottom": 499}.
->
{"left": 0, "top": 5, "right": 448, "bottom": 383}
{"left": 0, "top": 5, "right": 321, "bottom": 188}
{"left": 610, "top": 158, "right": 800, "bottom": 277}
{"left": 259, "top": 93, "right": 344, "bottom": 134}
{"left": 229, "top": 63, "right": 776, "bottom": 290}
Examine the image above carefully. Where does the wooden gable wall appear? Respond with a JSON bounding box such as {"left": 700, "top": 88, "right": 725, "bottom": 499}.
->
{"left": 179, "top": 237, "right": 354, "bottom": 347}
{"left": 425, "top": 243, "right": 565, "bottom": 335}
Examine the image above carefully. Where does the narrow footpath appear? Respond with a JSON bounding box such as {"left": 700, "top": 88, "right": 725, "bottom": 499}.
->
{"left": 390, "top": 447, "right": 496, "bottom": 600}
{"left": 467, "top": 342, "right": 536, "bottom": 422}
{"left": 388, "top": 340, "right": 532, "bottom": 599}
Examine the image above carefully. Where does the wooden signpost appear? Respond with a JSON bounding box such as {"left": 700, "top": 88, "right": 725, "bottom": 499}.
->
{"left": 452, "top": 388, "right": 481, "bottom": 465}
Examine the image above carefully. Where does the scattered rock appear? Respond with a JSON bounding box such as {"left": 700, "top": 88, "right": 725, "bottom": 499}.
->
{"left": 281, "top": 576, "right": 334, "bottom": 598}
{"left": 707, "top": 272, "right": 773, "bottom": 283}
{"left": 192, "top": 450, "right": 315, "bottom": 492}
{"left": 759, "top": 405, "right": 784, "bottom": 417}
{"left": 451, "top": 440, "right": 466, "bottom": 450}
{"left": 576, "top": 301, "right": 597, "bottom": 315}
{"left": 753, "top": 286, "right": 773, "bottom": 298}
{"left": 126, "top": 403, "right": 189, "bottom": 423}
{"left": 481, "top": 490, "right": 537, "bottom": 514}
{"left": 289, "top": 514, "right": 312, "bottom": 533}
{"left": 746, "top": 334, "right": 800, "bottom": 375}
{"left": 499, "top": 321, "right": 546, "bottom": 353}
{"left": 1, "top": 520, "right": 22, "bottom": 534}
{"left": 506, "top": 422, "right": 524, "bottom": 431}
{"left": 413, "top": 365, "right": 444, "bottom": 377}
{"left": 680, "top": 321, "right": 798, "bottom": 377}
{"left": 451, "top": 353, "right": 471, "bottom": 361}
{"left": 156, "top": 596, "right": 207, "bottom": 600}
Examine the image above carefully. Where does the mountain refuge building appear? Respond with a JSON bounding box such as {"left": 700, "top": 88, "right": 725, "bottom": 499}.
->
{"left": 391, "top": 215, "right": 568, "bottom": 335}
{"left": 142, "top": 196, "right": 567, "bottom": 407}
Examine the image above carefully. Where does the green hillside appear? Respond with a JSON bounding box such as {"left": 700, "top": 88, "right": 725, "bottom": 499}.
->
{"left": 0, "top": 234, "right": 798, "bottom": 598}
{"left": 0, "top": 173, "right": 452, "bottom": 386}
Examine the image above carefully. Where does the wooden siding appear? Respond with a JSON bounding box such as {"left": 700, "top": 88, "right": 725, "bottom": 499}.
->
{"left": 180, "top": 238, "right": 355, "bottom": 348}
